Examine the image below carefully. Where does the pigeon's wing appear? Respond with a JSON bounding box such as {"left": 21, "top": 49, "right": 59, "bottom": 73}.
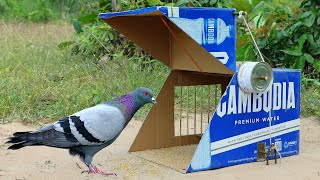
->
{"left": 6, "top": 124, "right": 81, "bottom": 150}
{"left": 53, "top": 104, "right": 126, "bottom": 146}
{"left": 7, "top": 104, "right": 126, "bottom": 150}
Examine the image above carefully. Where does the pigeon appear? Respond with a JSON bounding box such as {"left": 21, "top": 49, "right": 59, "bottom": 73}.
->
{"left": 6, "top": 87, "right": 156, "bottom": 176}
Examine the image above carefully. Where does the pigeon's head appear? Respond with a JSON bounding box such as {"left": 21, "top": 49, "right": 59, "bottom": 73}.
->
{"left": 133, "top": 87, "right": 157, "bottom": 105}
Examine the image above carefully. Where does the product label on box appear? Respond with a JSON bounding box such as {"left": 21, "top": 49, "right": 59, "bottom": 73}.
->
{"left": 187, "top": 70, "right": 300, "bottom": 173}
{"left": 159, "top": 7, "right": 237, "bottom": 72}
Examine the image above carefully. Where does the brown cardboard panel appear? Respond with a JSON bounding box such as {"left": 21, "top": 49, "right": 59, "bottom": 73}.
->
{"left": 103, "top": 12, "right": 171, "bottom": 67}
{"left": 129, "top": 71, "right": 175, "bottom": 152}
{"left": 130, "top": 71, "right": 200, "bottom": 152}
{"left": 175, "top": 70, "right": 232, "bottom": 86}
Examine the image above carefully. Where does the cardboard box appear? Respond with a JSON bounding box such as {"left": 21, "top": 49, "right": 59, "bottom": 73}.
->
{"left": 99, "top": 7, "right": 300, "bottom": 173}
{"left": 99, "top": 6, "right": 235, "bottom": 153}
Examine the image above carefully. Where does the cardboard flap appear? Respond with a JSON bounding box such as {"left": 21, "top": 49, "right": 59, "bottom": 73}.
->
{"left": 100, "top": 8, "right": 234, "bottom": 75}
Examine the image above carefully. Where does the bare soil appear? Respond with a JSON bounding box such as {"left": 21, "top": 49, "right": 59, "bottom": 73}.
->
{"left": 0, "top": 117, "right": 320, "bottom": 180}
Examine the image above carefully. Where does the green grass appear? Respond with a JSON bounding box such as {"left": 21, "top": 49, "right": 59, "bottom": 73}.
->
{"left": 0, "top": 21, "right": 319, "bottom": 125}
{"left": 301, "top": 86, "right": 320, "bottom": 118}
{"left": 0, "top": 21, "right": 169, "bottom": 124}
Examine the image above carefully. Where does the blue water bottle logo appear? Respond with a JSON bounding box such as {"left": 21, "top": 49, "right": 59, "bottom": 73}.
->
{"left": 206, "top": 18, "right": 230, "bottom": 45}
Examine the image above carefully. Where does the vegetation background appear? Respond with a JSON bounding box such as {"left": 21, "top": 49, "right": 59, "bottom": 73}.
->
{"left": 0, "top": 0, "right": 319, "bottom": 124}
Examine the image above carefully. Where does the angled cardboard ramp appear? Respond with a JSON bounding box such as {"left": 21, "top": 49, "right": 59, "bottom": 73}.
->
{"left": 102, "top": 9, "right": 233, "bottom": 75}
{"left": 100, "top": 7, "right": 300, "bottom": 174}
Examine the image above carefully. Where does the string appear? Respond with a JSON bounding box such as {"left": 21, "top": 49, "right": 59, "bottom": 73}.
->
{"left": 239, "top": 11, "right": 282, "bottom": 162}
{"left": 238, "top": 11, "right": 265, "bottom": 62}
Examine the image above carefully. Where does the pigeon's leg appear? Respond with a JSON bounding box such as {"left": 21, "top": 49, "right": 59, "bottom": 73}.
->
{"left": 82, "top": 163, "right": 116, "bottom": 176}
{"left": 82, "top": 155, "right": 116, "bottom": 176}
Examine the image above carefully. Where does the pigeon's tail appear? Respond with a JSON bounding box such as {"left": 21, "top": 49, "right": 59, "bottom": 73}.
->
{"left": 6, "top": 128, "right": 80, "bottom": 150}
{"left": 6, "top": 131, "right": 39, "bottom": 150}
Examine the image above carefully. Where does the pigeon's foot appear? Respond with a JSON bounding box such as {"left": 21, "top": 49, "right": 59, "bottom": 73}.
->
{"left": 82, "top": 165, "right": 116, "bottom": 176}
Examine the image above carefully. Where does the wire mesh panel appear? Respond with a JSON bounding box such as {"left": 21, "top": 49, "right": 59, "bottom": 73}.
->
{"left": 174, "top": 85, "right": 222, "bottom": 136}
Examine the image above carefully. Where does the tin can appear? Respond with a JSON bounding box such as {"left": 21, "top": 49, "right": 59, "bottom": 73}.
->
{"left": 238, "top": 62, "right": 274, "bottom": 93}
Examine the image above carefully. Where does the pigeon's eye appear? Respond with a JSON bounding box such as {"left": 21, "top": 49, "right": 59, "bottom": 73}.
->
{"left": 144, "top": 92, "right": 149, "bottom": 96}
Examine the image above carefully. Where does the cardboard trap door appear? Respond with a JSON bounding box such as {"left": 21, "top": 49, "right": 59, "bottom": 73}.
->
{"left": 99, "top": 7, "right": 300, "bottom": 173}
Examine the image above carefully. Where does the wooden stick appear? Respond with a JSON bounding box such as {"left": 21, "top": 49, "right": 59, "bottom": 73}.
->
{"left": 186, "top": 86, "right": 189, "bottom": 135}
{"left": 215, "top": 85, "right": 218, "bottom": 109}
{"left": 194, "top": 86, "right": 196, "bottom": 134}
{"left": 200, "top": 85, "right": 203, "bottom": 134}
{"left": 179, "top": 86, "right": 182, "bottom": 136}
{"left": 207, "top": 85, "right": 210, "bottom": 123}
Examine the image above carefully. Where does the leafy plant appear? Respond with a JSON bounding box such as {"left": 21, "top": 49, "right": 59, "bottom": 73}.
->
{"left": 174, "top": 0, "right": 229, "bottom": 7}
{"left": 59, "top": 0, "right": 167, "bottom": 64}
{"left": 0, "top": 0, "right": 53, "bottom": 22}
{"left": 27, "top": 0, "right": 53, "bottom": 22}
{"left": 0, "top": 0, "right": 23, "bottom": 19}
{"left": 237, "top": 0, "right": 320, "bottom": 80}
{"left": 229, "top": 0, "right": 265, "bottom": 14}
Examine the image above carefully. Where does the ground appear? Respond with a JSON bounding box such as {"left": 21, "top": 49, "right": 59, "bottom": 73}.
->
{"left": 0, "top": 117, "right": 319, "bottom": 180}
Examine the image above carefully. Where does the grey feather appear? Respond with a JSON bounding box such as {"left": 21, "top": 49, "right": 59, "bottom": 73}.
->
{"left": 6, "top": 87, "right": 156, "bottom": 171}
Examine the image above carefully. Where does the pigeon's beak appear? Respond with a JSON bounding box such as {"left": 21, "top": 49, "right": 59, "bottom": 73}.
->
{"left": 151, "top": 97, "right": 157, "bottom": 104}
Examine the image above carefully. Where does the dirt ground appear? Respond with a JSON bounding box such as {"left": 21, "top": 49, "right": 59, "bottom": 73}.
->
{"left": 0, "top": 117, "right": 319, "bottom": 180}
